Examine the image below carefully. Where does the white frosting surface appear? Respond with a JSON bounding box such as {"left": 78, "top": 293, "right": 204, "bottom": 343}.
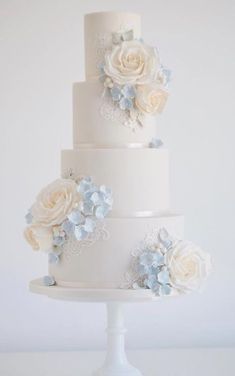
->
{"left": 49, "top": 215, "right": 184, "bottom": 288}
{"left": 61, "top": 148, "right": 170, "bottom": 215}
{"left": 84, "top": 12, "right": 141, "bottom": 81}
{"left": 73, "top": 81, "right": 158, "bottom": 148}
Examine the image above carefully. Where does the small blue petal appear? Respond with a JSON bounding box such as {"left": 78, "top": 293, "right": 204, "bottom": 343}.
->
{"left": 48, "top": 252, "right": 60, "bottom": 264}
{"left": 90, "top": 191, "right": 102, "bottom": 205}
{"left": 100, "top": 185, "right": 112, "bottom": 196}
{"left": 43, "top": 275, "right": 55, "bottom": 286}
{"left": 62, "top": 220, "right": 75, "bottom": 235}
{"left": 137, "top": 263, "right": 150, "bottom": 276}
{"left": 139, "top": 252, "right": 155, "bottom": 267}
{"left": 74, "top": 225, "right": 88, "bottom": 240}
{"left": 84, "top": 218, "right": 96, "bottom": 233}
{"left": 25, "top": 211, "right": 33, "bottom": 224}
{"left": 98, "top": 62, "right": 105, "bottom": 76}
{"left": 78, "top": 177, "right": 93, "bottom": 194}
{"left": 119, "top": 97, "right": 133, "bottom": 110}
{"left": 152, "top": 251, "right": 165, "bottom": 267}
{"left": 67, "top": 210, "right": 85, "bottom": 225}
{"left": 157, "top": 268, "right": 170, "bottom": 284}
{"left": 160, "top": 284, "right": 172, "bottom": 296}
{"left": 81, "top": 201, "right": 94, "bottom": 216}
{"left": 158, "top": 228, "right": 173, "bottom": 249}
{"left": 132, "top": 282, "right": 141, "bottom": 290}
{"left": 111, "top": 86, "right": 122, "bottom": 101}
{"left": 152, "top": 282, "right": 161, "bottom": 296}
{"left": 95, "top": 204, "right": 110, "bottom": 219}
{"left": 122, "top": 85, "right": 136, "bottom": 99}
{"left": 53, "top": 236, "right": 66, "bottom": 247}
{"left": 144, "top": 274, "right": 158, "bottom": 289}
{"left": 161, "top": 67, "right": 171, "bottom": 86}
{"left": 149, "top": 138, "right": 163, "bottom": 149}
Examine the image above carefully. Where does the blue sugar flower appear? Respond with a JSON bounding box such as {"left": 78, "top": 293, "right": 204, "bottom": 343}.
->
{"left": 122, "top": 84, "right": 136, "bottom": 99}
{"left": 158, "top": 228, "right": 173, "bottom": 250}
{"left": 161, "top": 67, "right": 171, "bottom": 86}
{"left": 63, "top": 178, "right": 112, "bottom": 242}
{"left": 67, "top": 210, "right": 85, "bottom": 225}
{"left": 43, "top": 275, "right": 55, "bottom": 286}
{"left": 90, "top": 191, "right": 103, "bottom": 205}
{"left": 135, "top": 243, "right": 173, "bottom": 297}
{"left": 74, "top": 224, "right": 92, "bottom": 241}
{"left": 111, "top": 86, "right": 122, "bottom": 101}
{"left": 160, "top": 284, "right": 172, "bottom": 296}
{"left": 98, "top": 62, "right": 106, "bottom": 78}
{"left": 157, "top": 268, "right": 170, "bottom": 284}
{"left": 95, "top": 203, "right": 110, "bottom": 219}
{"left": 144, "top": 274, "right": 162, "bottom": 296}
{"left": 48, "top": 252, "right": 60, "bottom": 264}
{"left": 149, "top": 138, "right": 163, "bottom": 149}
{"left": 77, "top": 177, "right": 93, "bottom": 194}
{"left": 100, "top": 185, "right": 113, "bottom": 206}
{"left": 119, "top": 97, "right": 133, "bottom": 110}
{"left": 80, "top": 201, "right": 95, "bottom": 216}
{"left": 53, "top": 235, "right": 66, "bottom": 247}
{"left": 140, "top": 250, "right": 164, "bottom": 268}
{"left": 139, "top": 251, "right": 156, "bottom": 267}
{"left": 62, "top": 219, "right": 75, "bottom": 235}
{"left": 25, "top": 211, "right": 33, "bottom": 224}
{"left": 83, "top": 218, "right": 96, "bottom": 233}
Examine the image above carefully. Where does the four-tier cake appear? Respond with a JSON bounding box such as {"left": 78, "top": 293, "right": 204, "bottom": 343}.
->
{"left": 24, "top": 12, "right": 211, "bottom": 297}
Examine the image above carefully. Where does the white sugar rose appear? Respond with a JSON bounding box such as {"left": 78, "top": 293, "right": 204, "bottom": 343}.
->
{"left": 167, "top": 241, "right": 211, "bottom": 293}
{"left": 135, "top": 85, "right": 168, "bottom": 115}
{"left": 104, "top": 40, "right": 160, "bottom": 85}
{"left": 31, "top": 179, "right": 80, "bottom": 226}
{"left": 24, "top": 225, "right": 53, "bottom": 252}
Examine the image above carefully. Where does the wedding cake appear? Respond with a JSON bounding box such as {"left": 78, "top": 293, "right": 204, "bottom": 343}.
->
{"left": 24, "top": 12, "right": 211, "bottom": 296}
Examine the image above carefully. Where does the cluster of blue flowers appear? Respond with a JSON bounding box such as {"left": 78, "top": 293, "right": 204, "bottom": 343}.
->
{"left": 133, "top": 228, "right": 173, "bottom": 296}
{"left": 61, "top": 177, "right": 113, "bottom": 242}
{"left": 110, "top": 84, "right": 136, "bottom": 111}
{"left": 46, "top": 177, "right": 113, "bottom": 266}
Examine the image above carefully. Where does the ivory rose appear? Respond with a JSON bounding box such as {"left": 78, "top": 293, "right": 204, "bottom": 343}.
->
{"left": 104, "top": 40, "right": 160, "bottom": 85}
{"left": 31, "top": 179, "right": 80, "bottom": 227}
{"left": 24, "top": 225, "right": 53, "bottom": 252}
{"left": 135, "top": 85, "right": 168, "bottom": 115}
{"left": 167, "top": 241, "right": 211, "bottom": 293}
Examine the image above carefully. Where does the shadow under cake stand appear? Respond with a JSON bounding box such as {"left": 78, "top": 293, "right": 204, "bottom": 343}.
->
{"left": 30, "top": 278, "right": 158, "bottom": 376}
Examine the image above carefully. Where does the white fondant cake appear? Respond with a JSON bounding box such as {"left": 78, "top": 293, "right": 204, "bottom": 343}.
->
{"left": 25, "top": 12, "right": 211, "bottom": 296}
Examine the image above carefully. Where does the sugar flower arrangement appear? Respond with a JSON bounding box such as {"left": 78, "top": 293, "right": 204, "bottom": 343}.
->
{"left": 99, "top": 29, "right": 170, "bottom": 127}
{"left": 24, "top": 175, "right": 113, "bottom": 264}
{"left": 126, "top": 228, "right": 211, "bottom": 296}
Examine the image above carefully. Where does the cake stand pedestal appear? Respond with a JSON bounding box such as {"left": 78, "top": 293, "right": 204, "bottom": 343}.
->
{"left": 30, "top": 278, "right": 158, "bottom": 376}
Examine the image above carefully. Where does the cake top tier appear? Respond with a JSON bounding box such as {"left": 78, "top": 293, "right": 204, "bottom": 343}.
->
{"left": 84, "top": 12, "right": 141, "bottom": 81}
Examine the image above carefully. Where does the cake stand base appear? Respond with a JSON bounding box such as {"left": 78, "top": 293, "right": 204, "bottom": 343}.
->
{"left": 93, "top": 303, "right": 142, "bottom": 376}
{"left": 30, "top": 278, "right": 158, "bottom": 376}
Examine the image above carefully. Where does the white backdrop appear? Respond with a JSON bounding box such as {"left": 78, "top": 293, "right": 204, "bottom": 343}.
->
{"left": 0, "top": 0, "right": 235, "bottom": 352}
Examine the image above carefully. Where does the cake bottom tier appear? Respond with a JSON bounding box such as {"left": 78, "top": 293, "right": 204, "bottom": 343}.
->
{"left": 49, "top": 214, "right": 184, "bottom": 289}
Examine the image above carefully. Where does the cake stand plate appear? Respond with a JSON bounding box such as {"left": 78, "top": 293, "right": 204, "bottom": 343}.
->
{"left": 30, "top": 278, "right": 157, "bottom": 302}
{"left": 30, "top": 278, "right": 158, "bottom": 376}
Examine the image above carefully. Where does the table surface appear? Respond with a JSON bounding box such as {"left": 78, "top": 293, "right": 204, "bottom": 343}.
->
{"left": 1, "top": 348, "right": 234, "bottom": 376}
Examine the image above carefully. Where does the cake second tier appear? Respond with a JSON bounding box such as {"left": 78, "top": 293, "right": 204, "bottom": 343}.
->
{"left": 73, "top": 82, "right": 158, "bottom": 148}
{"left": 62, "top": 148, "right": 170, "bottom": 216}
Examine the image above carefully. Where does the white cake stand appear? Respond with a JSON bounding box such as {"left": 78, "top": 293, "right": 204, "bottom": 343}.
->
{"left": 30, "top": 278, "right": 158, "bottom": 376}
